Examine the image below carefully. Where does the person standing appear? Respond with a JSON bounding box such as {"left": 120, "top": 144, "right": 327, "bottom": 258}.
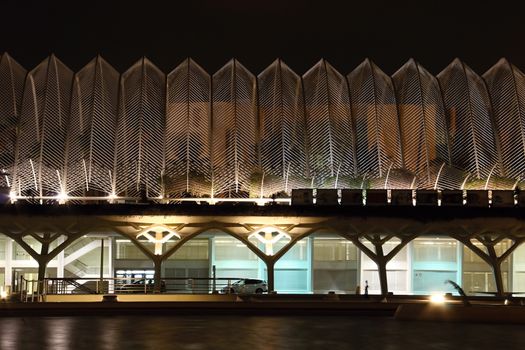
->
{"left": 364, "top": 280, "right": 369, "bottom": 298}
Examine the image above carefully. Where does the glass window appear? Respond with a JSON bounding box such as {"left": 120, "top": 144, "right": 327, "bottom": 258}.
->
{"left": 462, "top": 239, "right": 510, "bottom": 293}
{"left": 0, "top": 235, "right": 5, "bottom": 260}
{"left": 275, "top": 269, "right": 307, "bottom": 292}
{"left": 115, "top": 239, "right": 149, "bottom": 260}
{"left": 278, "top": 240, "right": 307, "bottom": 261}
{"left": 215, "top": 237, "right": 257, "bottom": 261}
{"left": 13, "top": 240, "right": 33, "bottom": 261}
{"left": 413, "top": 238, "right": 457, "bottom": 263}
{"left": 314, "top": 238, "right": 357, "bottom": 261}
{"left": 167, "top": 239, "right": 209, "bottom": 260}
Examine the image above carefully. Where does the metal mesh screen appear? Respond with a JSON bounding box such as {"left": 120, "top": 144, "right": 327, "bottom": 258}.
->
{"left": 257, "top": 59, "right": 309, "bottom": 196}
{"left": 2, "top": 54, "right": 525, "bottom": 200}
{"left": 438, "top": 59, "right": 500, "bottom": 186}
{"left": 212, "top": 59, "right": 258, "bottom": 198}
{"left": 13, "top": 55, "right": 73, "bottom": 198}
{"left": 303, "top": 60, "right": 356, "bottom": 188}
{"left": 165, "top": 58, "right": 212, "bottom": 197}
{"left": 483, "top": 59, "right": 525, "bottom": 180}
{"left": 0, "top": 53, "right": 26, "bottom": 188}
{"left": 347, "top": 59, "right": 402, "bottom": 185}
{"left": 66, "top": 56, "right": 119, "bottom": 197}
{"left": 392, "top": 59, "right": 451, "bottom": 188}
{"left": 115, "top": 58, "right": 165, "bottom": 198}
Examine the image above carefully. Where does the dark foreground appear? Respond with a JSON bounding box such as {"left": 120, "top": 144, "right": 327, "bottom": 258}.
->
{"left": 1, "top": 315, "right": 524, "bottom": 350}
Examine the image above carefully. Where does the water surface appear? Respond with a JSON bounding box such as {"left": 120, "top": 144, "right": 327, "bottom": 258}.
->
{"left": 0, "top": 315, "right": 523, "bottom": 349}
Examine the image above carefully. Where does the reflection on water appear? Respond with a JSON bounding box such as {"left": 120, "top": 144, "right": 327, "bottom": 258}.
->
{"left": 1, "top": 315, "right": 525, "bottom": 350}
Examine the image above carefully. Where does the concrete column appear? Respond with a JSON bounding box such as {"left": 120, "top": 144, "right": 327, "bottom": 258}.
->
{"left": 457, "top": 242, "right": 463, "bottom": 288}
{"left": 377, "top": 259, "right": 388, "bottom": 296}
{"left": 407, "top": 241, "right": 413, "bottom": 294}
{"left": 153, "top": 257, "right": 163, "bottom": 292}
{"left": 374, "top": 243, "right": 389, "bottom": 296}
{"left": 209, "top": 237, "right": 215, "bottom": 277}
{"left": 487, "top": 245, "right": 505, "bottom": 296}
{"left": 266, "top": 260, "right": 275, "bottom": 292}
{"left": 307, "top": 237, "right": 313, "bottom": 293}
{"left": 107, "top": 237, "right": 113, "bottom": 278}
{"left": 57, "top": 236, "right": 65, "bottom": 278}
{"left": 37, "top": 259, "right": 48, "bottom": 282}
{"left": 5, "top": 239, "right": 12, "bottom": 287}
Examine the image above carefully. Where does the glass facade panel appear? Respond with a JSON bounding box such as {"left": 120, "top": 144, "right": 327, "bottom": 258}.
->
{"left": 65, "top": 244, "right": 110, "bottom": 277}
{"left": 412, "top": 237, "right": 459, "bottom": 293}
{"left": 13, "top": 240, "right": 34, "bottom": 261}
{"left": 164, "top": 239, "right": 210, "bottom": 280}
{"left": 275, "top": 269, "right": 307, "bottom": 291}
{"left": 2, "top": 227, "right": 525, "bottom": 296}
{"left": 166, "top": 239, "right": 208, "bottom": 260}
{"left": 0, "top": 234, "right": 5, "bottom": 260}
{"left": 462, "top": 239, "right": 510, "bottom": 293}
{"left": 413, "top": 271, "right": 457, "bottom": 293}
{"left": 115, "top": 240, "right": 149, "bottom": 260}
{"left": 512, "top": 243, "right": 525, "bottom": 293}
{"left": 413, "top": 239, "right": 457, "bottom": 263}
{"left": 213, "top": 236, "right": 259, "bottom": 280}
{"left": 313, "top": 237, "right": 358, "bottom": 293}
{"left": 215, "top": 237, "right": 257, "bottom": 261}
{"left": 275, "top": 238, "right": 310, "bottom": 293}
{"left": 360, "top": 238, "right": 409, "bottom": 294}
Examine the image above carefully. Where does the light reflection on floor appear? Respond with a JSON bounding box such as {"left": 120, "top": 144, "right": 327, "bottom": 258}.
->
{"left": 1, "top": 315, "right": 525, "bottom": 349}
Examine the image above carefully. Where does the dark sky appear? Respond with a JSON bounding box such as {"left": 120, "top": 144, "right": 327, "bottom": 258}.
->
{"left": 1, "top": 0, "right": 523, "bottom": 76}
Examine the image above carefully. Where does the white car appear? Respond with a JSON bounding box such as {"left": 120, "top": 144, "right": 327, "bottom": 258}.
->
{"left": 223, "top": 279, "right": 268, "bottom": 294}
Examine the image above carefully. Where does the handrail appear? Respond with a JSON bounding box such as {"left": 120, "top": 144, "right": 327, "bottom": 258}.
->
{"left": 42, "top": 277, "right": 252, "bottom": 295}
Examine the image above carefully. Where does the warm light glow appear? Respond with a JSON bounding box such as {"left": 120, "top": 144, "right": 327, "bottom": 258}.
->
{"left": 248, "top": 226, "right": 291, "bottom": 256}
{"left": 56, "top": 192, "right": 69, "bottom": 204}
{"left": 429, "top": 293, "right": 446, "bottom": 304}
{"left": 136, "top": 225, "right": 181, "bottom": 255}
{"left": 0, "top": 287, "right": 7, "bottom": 300}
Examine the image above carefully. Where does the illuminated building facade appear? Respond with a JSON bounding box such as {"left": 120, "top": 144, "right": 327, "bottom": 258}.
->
{"left": 1, "top": 53, "right": 525, "bottom": 298}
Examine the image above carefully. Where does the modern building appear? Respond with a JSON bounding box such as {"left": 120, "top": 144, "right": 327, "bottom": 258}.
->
{"left": 1, "top": 53, "right": 525, "bottom": 297}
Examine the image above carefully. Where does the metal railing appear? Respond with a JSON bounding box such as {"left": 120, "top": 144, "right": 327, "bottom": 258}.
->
{"left": 40, "top": 277, "right": 247, "bottom": 295}
{"left": 19, "top": 275, "right": 43, "bottom": 302}
{"left": 14, "top": 276, "right": 257, "bottom": 301}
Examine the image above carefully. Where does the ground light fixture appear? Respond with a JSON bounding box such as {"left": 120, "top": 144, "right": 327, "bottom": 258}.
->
{"left": 429, "top": 293, "right": 446, "bottom": 304}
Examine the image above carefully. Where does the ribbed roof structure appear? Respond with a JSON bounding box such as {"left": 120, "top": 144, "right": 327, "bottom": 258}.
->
{"left": 1, "top": 53, "right": 524, "bottom": 200}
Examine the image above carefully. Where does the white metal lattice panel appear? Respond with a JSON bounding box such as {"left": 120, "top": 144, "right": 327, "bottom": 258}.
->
{"left": 438, "top": 59, "right": 500, "bottom": 183}
{"left": 483, "top": 58, "right": 525, "bottom": 180}
{"left": 212, "top": 59, "right": 258, "bottom": 198}
{"left": 0, "top": 53, "right": 26, "bottom": 188}
{"left": 13, "top": 55, "right": 73, "bottom": 197}
{"left": 303, "top": 60, "right": 356, "bottom": 188}
{"left": 257, "top": 59, "right": 309, "bottom": 196}
{"left": 115, "top": 58, "right": 165, "bottom": 198}
{"left": 165, "top": 58, "right": 212, "bottom": 197}
{"left": 347, "top": 59, "right": 402, "bottom": 182}
{"left": 66, "top": 56, "right": 119, "bottom": 196}
{"left": 392, "top": 59, "right": 451, "bottom": 188}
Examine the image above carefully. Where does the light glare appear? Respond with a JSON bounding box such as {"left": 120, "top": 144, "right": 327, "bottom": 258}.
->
{"left": 430, "top": 293, "right": 446, "bottom": 304}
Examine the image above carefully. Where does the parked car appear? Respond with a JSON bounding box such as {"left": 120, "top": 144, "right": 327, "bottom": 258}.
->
{"left": 118, "top": 279, "right": 166, "bottom": 293}
{"left": 222, "top": 279, "right": 267, "bottom": 294}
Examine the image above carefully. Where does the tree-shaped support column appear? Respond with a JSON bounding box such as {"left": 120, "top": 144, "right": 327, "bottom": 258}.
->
{"left": 1, "top": 228, "right": 83, "bottom": 282}
{"left": 345, "top": 233, "right": 416, "bottom": 296}
{"left": 452, "top": 234, "right": 524, "bottom": 296}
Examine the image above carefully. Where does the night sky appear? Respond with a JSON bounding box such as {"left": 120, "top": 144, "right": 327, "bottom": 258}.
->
{"left": 1, "top": 0, "right": 523, "bottom": 76}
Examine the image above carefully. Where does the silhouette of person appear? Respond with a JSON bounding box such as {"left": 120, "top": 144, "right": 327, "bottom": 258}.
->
{"left": 364, "top": 280, "right": 369, "bottom": 298}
